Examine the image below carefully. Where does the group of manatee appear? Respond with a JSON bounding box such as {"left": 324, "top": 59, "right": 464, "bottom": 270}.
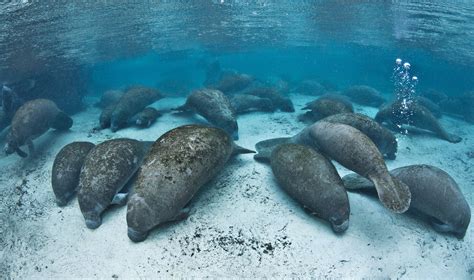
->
{"left": 1, "top": 74, "right": 470, "bottom": 242}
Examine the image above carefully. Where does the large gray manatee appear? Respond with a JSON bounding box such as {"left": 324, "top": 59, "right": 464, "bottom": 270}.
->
{"left": 271, "top": 144, "right": 350, "bottom": 233}
{"left": 343, "top": 165, "right": 471, "bottom": 238}
{"left": 255, "top": 121, "right": 411, "bottom": 213}
{"left": 126, "top": 125, "right": 254, "bottom": 242}
{"left": 78, "top": 138, "right": 151, "bottom": 229}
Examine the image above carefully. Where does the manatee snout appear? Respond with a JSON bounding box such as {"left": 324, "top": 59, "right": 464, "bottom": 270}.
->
{"left": 222, "top": 120, "right": 239, "bottom": 140}
{"left": 281, "top": 99, "right": 295, "bottom": 112}
{"left": 4, "top": 143, "right": 15, "bottom": 155}
{"left": 330, "top": 216, "right": 349, "bottom": 233}
{"left": 126, "top": 194, "right": 155, "bottom": 242}
{"left": 83, "top": 211, "right": 103, "bottom": 229}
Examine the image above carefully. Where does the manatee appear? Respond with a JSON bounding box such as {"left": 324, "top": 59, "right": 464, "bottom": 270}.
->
{"left": 342, "top": 165, "right": 471, "bottom": 238}
{"left": 440, "top": 91, "right": 474, "bottom": 123}
{"left": 342, "top": 85, "right": 386, "bottom": 107}
{"left": 293, "top": 79, "right": 327, "bottom": 96}
{"left": 4, "top": 99, "right": 73, "bottom": 157}
{"left": 271, "top": 144, "right": 350, "bottom": 233}
{"left": 110, "top": 86, "right": 163, "bottom": 132}
{"left": 244, "top": 87, "right": 294, "bottom": 112}
{"left": 254, "top": 121, "right": 411, "bottom": 213}
{"left": 126, "top": 125, "right": 254, "bottom": 242}
{"left": 77, "top": 138, "right": 151, "bottom": 229}
{"left": 230, "top": 94, "right": 275, "bottom": 114}
{"left": 322, "top": 113, "right": 398, "bottom": 159}
{"left": 131, "top": 107, "right": 161, "bottom": 128}
{"left": 299, "top": 94, "right": 354, "bottom": 122}
{"left": 174, "top": 88, "right": 239, "bottom": 139}
{"left": 97, "top": 103, "right": 116, "bottom": 130}
{"left": 375, "top": 100, "right": 461, "bottom": 143}
{"left": 95, "top": 90, "right": 124, "bottom": 108}
{"left": 51, "top": 142, "right": 95, "bottom": 206}
{"left": 210, "top": 73, "right": 254, "bottom": 94}
{"left": 421, "top": 89, "right": 447, "bottom": 104}
{"left": 414, "top": 96, "right": 442, "bottom": 118}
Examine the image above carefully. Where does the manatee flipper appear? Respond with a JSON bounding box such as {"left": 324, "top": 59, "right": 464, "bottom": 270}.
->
{"left": 50, "top": 112, "right": 73, "bottom": 130}
{"left": 430, "top": 217, "right": 453, "bottom": 233}
{"left": 171, "top": 207, "right": 191, "bottom": 222}
{"left": 254, "top": 137, "right": 292, "bottom": 162}
{"left": 342, "top": 173, "right": 376, "bottom": 191}
{"left": 232, "top": 144, "right": 256, "bottom": 155}
{"left": 111, "top": 193, "right": 128, "bottom": 206}
{"left": 15, "top": 146, "right": 28, "bottom": 158}
{"left": 368, "top": 175, "right": 411, "bottom": 213}
{"left": 26, "top": 138, "right": 35, "bottom": 157}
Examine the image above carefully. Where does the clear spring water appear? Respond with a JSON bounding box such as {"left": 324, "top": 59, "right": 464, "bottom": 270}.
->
{"left": 0, "top": 1, "right": 473, "bottom": 278}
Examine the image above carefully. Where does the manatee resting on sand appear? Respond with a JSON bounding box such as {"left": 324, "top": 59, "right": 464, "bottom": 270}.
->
{"left": 343, "top": 165, "right": 471, "bottom": 238}
{"left": 342, "top": 85, "right": 386, "bottom": 107}
{"left": 271, "top": 144, "right": 350, "bottom": 233}
{"left": 4, "top": 99, "right": 73, "bottom": 157}
{"left": 174, "top": 89, "right": 239, "bottom": 139}
{"left": 230, "top": 94, "right": 274, "bottom": 114}
{"left": 127, "top": 125, "right": 254, "bottom": 242}
{"left": 110, "top": 86, "right": 163, "bottom": 132}
{"left": 52, "top": 142, "right": 95, "bottom": 206}
{"left": 78, "top": 139, "right": 151, "bottom": 229}
{"left": 254, "top": 121, "right": 411, "bottom": 213}
{"left": 95, "top": 90, "right": 124, "bottom": 108}
{"left": 322, "top": 113, "right": 398, "bottom": 159}
{"left": 131, "top": 107, "right": 161, "bottom": 128}
{"left": 375, "top": 100, "right": 461, "bottom": 143}
{"left": 299, "top": 94, "right": 354, "bottom": 122}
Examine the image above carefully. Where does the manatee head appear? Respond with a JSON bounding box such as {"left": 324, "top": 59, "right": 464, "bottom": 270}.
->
{"left": 4, "top": 138, "right": 17, "bottom": 155}
{"left": 217, "top": 117, "right": 239, "bottom": 140}
{"left": 329, "top": 205, "right": 350, "bottom": 233}
{"left": 382, "top": 136, "right": 398, "bottom": 160}
{"left": 110, "top": 110, "right": 127, "bottom": 132}
{"left": 280, "top": 98, "right": 295, "bottom": 112}
{"left": 126, "top": 194, "right": 156, "bottom": 242}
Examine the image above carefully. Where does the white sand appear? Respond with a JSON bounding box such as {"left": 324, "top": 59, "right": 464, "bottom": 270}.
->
{"left": 0, "top": 95, "right": 472, "bottom": 279}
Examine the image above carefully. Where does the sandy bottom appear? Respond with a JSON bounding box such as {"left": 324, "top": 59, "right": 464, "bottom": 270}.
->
{"left": 0, "top": 95, "right": 472, "bottom": 279}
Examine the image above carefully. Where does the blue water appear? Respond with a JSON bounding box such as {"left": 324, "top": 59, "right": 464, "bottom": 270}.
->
{"left": 0, "top": 1, "right": 473, "bottom": 278}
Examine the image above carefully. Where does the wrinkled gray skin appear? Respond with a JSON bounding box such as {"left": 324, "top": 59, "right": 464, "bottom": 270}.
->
{"left": 175, "top": 89, "right": 239, "bottom": 139}
{"left": 244, "top": 87, "right": 294, "bottom": 112}
{"left": 414, "top": 96, "right": 442, "bottom": 118}
{"left": 110, "top": 86, "right": 163, "bottom": 132}
{"left": 78, "top": 139, "right": 151, "bottom": 229}
{"left": 127, "top": 125, "right": 254, "bottom": 242}
{"left": 343, "top": 165, "right": 471, "bottom": 239}
{"left": 51, "top": 142, "right": 95, "bottom": 206}
{"left": 375, "top": 100, "right": 461, "bottom": 143}
{"left": 4, "top": 99, "right": 73, "bottom": 157}
{"left": 255, "top": 121, "right": 411, "bottom": 213}
{"left": 230, "top": 94, "right": 275, "bottom": 114}
{"left": 211, "top": 73, "right": 254, "bottom": 94}
{"left": 271, "top": 144, "right": 350, "bottom": 233}
{"left": 95, "top": 90, "right": 124, "bottom": 108}
{"left": 342, "top": 85, "right": 386, "bottom": 107}
{"left": 322, "top": 113, "right": 398, "bottom": 160}
{"left": 300, "top": 94, "right": 354, "bottom": 122}
{"left": 131, "top": 107, "right": 161, "bottom": 128}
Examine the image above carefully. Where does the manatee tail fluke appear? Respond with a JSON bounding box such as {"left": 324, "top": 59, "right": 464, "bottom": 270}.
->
{"left": 233, "top": 144, "right": 255, "bottom": 155}
{"left": 369, "top": 175, "right": 411, "bottom": 214}
{"left": 51, "top": 112, "right": 73, "bottom": 130}
{"left": 445, "top": 133, "right": 462, "bottom": 143}
{"left": 254, "top": 137, "right": 292, "bottom": 162}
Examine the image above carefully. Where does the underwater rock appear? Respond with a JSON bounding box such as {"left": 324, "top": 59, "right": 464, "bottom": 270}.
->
{"left": 210, "top": 73, "right": 254, "bottom": 94}
{"left": 95, "top": 90, "right": 124, "bottom": 108}
{"left": 131, "top": 107, "right": 161, "bottom": 128}
{"left": 343, "top": 164, "right": 471, "bottom": 238}
{"left": 174, "top": 88, "right": 239, "bottom": 139}
{"left": 375, "top": 100, "right": 462, "bottom": 143}
{"left": 271, "top": 144, "right": 350, "bottom": 233}
{"left": 255, "top": 121, "right": 411, "bottom": 214}
{"left": 322, "top": 113, "right": 398, "bottom": 160}
{"left": 126, "top": 125, "right": 254, "bottom": 242}
{"left": 110, "top": 86, "right": 163, "bottom": 132}
{"left": 342, "top": 85, "right": 386, "bottom": 107}
{"left": 299, "top": 94, "right": 354, "bottom": 123}
{"left": 51, "top": 141, "right": 95, "bottom": 206}
{"left": 230, "top": 94, "right": 275, "bottom": 114}
{"left": 293, "top": 79, "right": 327, "bottom": 96}
{"left": 244, "top": 87, "right": 294, "bottom": 112}
{"left": 77, "top": 138, "right": 151, "bottom": 229}
{"left": 4, "top": 99, "right": 73, "bottom": 157}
